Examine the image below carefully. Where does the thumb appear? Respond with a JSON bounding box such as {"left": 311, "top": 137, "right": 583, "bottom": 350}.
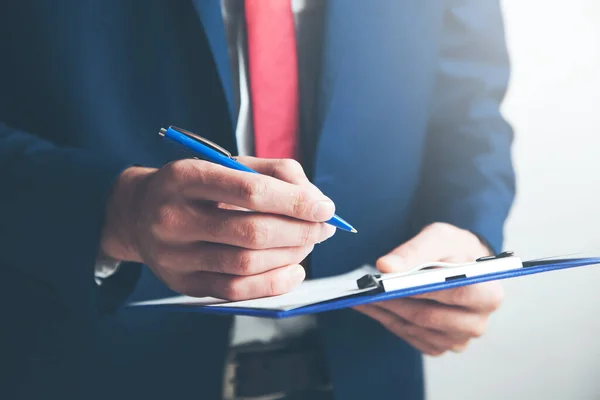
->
{"left": 377, "top": 224, "right": 456, "bottom": 273}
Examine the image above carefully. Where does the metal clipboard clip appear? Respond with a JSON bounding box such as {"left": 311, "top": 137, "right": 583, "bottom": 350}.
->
{"left": 356, "top": 251, "right": 521, "bottom": 292}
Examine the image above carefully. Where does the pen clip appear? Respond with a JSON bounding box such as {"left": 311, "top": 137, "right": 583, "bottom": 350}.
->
{"left": 162, "top": 126, "right": 233, "bottom": 158}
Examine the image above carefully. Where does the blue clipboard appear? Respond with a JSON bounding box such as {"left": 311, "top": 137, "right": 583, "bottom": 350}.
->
{"left": 128, "top": 252, "right": 600, "bottom": 319}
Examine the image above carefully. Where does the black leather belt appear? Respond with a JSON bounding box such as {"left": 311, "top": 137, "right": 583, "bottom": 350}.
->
{"left": 224, "top": 332, "right": 332, "bottom": 399}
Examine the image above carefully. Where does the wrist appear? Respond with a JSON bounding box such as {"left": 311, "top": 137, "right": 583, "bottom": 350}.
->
{"left": 100, "top": 166, "right": 154, "bottom": 262}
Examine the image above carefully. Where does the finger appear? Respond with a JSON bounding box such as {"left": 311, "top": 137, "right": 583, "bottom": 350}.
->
{"left": 154, "top": 204, "right": 336, "bottom": 249}
{"left": 451, "top": 340, "right": 471, "bottom": 353}
{"left": 199, "top": 208, "right": 337, "bottom": 249}
{"left": 356, "top": 304, "right": 471, "bottom": 349}
{"left": 402, "top": 334, "right": 446, "bottom": 356}
{"left": 175, "top": 264, "right": 306, "bottom": 301}
{"left": 354, "top": 304, "right": 446, "bottom": 356}
{"left": 376, "top": 223, "right": 484, "bottom": 273}
{"left": 411, "top": 281, "right": 504, "bottom": 313}
{"left": 236, "top": 157, "right": 322, "bottom": 193}
{"left": 374, "top": 298, "right": 489, "bottom": 338}
{"left": 211, "top": 210, "right": 336, "bottom": 249}
{"left": 170, "top": 159, "right": 335, "bottom": 222}
{"left": 155, "top": 242, "right": 314, "bottom": 276}
{"left": 403, "top": 322, "right": 471, "bottom": 353}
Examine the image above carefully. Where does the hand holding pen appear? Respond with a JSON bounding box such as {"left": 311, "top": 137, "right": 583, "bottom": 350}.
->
{"left": 99, "top": 126, "right": 355, "bottom": 301}
{"left": 159, "top": 126, "right": 356, "bottom": 233}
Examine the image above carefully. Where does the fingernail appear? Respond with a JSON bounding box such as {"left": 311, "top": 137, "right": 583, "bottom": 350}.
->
{"left": 311, "top": 200, "right": 335, "bottom": 220}
{"left": 379, "top": 254, "right": 406, "bottom": 272}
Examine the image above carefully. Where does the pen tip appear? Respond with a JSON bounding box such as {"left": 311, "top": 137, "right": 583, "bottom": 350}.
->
{"left": 351, "top": 228, "right": 358, "bottom": 233}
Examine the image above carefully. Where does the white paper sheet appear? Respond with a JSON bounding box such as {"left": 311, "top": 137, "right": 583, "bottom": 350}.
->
{"left": 129, "top": 265, "right": 378, "bottom": 311}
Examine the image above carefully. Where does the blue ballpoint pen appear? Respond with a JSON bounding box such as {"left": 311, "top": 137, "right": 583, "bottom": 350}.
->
{"left": 158, "top": 125, "right": 357, "bottom": 233}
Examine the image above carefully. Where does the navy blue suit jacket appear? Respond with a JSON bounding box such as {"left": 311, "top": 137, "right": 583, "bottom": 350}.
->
{"left": 0, "top": 1, "right": 515, "bottom": 399}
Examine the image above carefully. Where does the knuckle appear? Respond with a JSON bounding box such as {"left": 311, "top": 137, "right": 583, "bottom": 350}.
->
{"left": 416, "top": 310, "right": 440, "bottom": 329}
{"left": 166, "top": 159, "right": 198, "bottom": 183}
{"left": 204, "top": 216, "right": 228, "bottom": 240}
{"left": 222, "top": 279, "right": 246, "bottom": 301}
{"left": 239, "top": 179, "right": 269, "bottom": 205}
{"left": 402, "top": 322, "right": 421, "bottom": 337}
{"left": 405, "top": 308, "right": 421, "bottom": 325}
{"left": 242, "top": 220, "right": 269, "bottom": 248}
{"left": 291, "top": 190, "right": 310, "bottom": 217}
{"left": 268, "top": 274, "right": 288, "bottom": 297}
{"left": 210, "top": 247, "right": 230, "bottom": 271}
{"left": 153, "top": 205, "right": 182, "bottom": 238}
{"left": 236, "top": 251, "right": 259, "bottom": 275}
{"left": 386, "top": 318, "right": 406, "bottom": 336}
{"left": 277, "top": 159, "right": 304, "bottom": 176}
{"left": 299, "top": 223, "right": 314, "bottom": 246}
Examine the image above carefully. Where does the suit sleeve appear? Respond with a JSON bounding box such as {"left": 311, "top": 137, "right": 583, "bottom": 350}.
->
{"left": 412, "top": 0, "right": 516, "bottom": 253}
{"left": 0, "top": 122, "right": 141, "bottom": 315}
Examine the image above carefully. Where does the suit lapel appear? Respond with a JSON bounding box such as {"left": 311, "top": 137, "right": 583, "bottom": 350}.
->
{"left": 191, "top": 0, "right": 235, "bottom": 125}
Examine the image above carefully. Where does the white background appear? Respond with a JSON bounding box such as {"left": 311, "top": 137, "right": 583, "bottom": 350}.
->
{"left": 425, "top": 1, "right": 600, "bottom": 399}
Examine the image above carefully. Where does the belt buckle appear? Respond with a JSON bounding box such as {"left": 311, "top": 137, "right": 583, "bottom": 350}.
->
{"left": 223, "top": 348, "right": 286, "bottom": 400}
{"left": 223, "top": 336, "right": 332, "bottom": 400}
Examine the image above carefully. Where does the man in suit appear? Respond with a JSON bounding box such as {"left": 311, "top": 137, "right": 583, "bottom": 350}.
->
{"left": 0, "top": 1, "right": 515, "bottom": 399}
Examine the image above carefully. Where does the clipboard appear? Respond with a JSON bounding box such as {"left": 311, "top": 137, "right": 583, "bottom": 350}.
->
{"left": 127, "top": 251, "right": 600, "bottom": 319}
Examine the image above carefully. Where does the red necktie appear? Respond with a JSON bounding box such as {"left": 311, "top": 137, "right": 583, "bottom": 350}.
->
{"left": 245, "top": 0, "right": 299, "bottom": 160}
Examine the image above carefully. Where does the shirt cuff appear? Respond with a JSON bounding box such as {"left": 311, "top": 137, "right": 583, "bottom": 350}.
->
{"left": 94, "top": 256, "right": 122, "bottom": 285}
